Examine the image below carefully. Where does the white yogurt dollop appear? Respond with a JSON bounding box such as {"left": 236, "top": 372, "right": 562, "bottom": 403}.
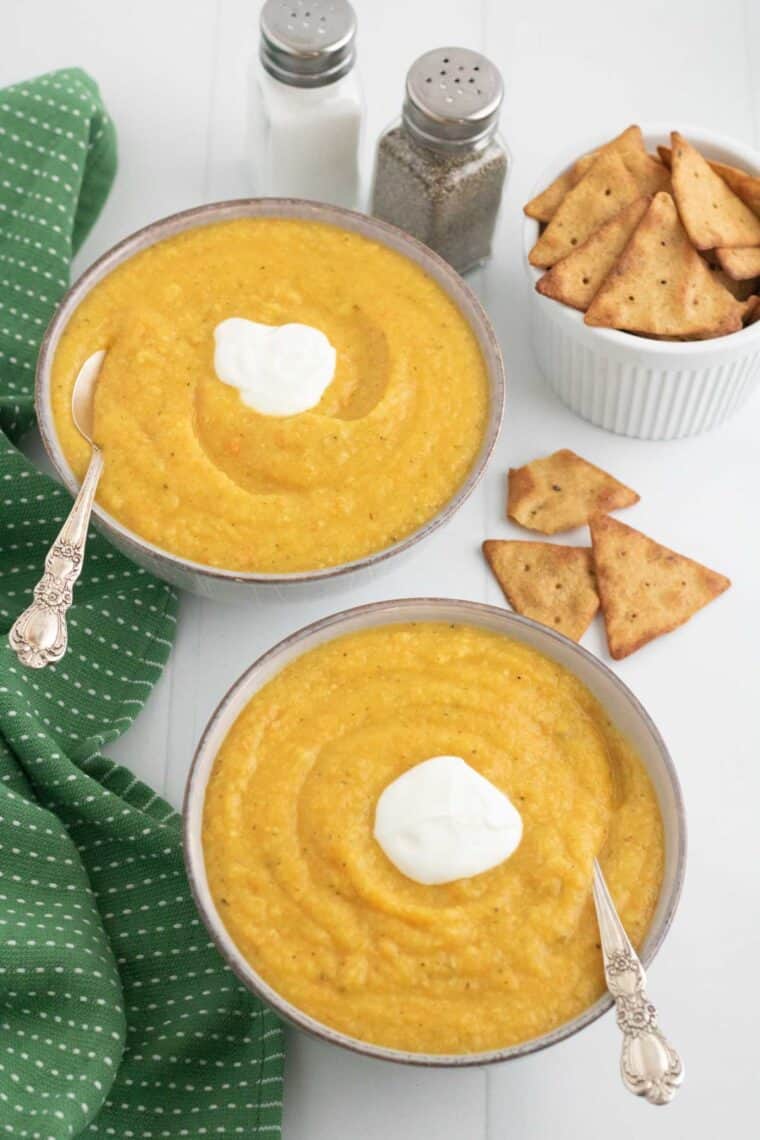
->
{"left": 374, "top": 755, "right": 523, "bottom": 886}
{"left": 213, "top": 317, "right": 337, "bottom": 416}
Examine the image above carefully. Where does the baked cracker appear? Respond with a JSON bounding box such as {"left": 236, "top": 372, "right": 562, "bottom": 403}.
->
{"left": 528, "top": 151, "right": 641, "bottom": 269}
{"left": 658, "top": 146, "right": 760, "bottom": 216}
{"left": 525, "top": 125, "right": 666, "bottom": 224}
{"left": 585, "top": 192, "right": 745, "bottom": 338}
{"left": 670, "top": 131, "right": 760, "bottom": 249}
{"left": 744, "top": 295, "right": 760, "bottom": 325}
{"left": 536, "top": 196, "right": 650, "bottom": 310}
{"left": 483, "top": 540, "right": 599, "bottom": 642}
{"left": 709, "top": 264, "right": 758, "bottom": 300}
{"left": 590, "top": 515, "right": 730, "bottom": 659}
{"left": 507, "top": 449, "right": 639, "bottom": 534}
{"left": 524, "top": 153, "right": 596, "bottom": 223}
{"left": 715, "top": 246, "right": 760, "bottom": 281}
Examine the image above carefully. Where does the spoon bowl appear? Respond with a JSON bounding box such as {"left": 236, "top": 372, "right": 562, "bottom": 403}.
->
{"left": 71, "top": 348, "right": 105, "bottom": 443}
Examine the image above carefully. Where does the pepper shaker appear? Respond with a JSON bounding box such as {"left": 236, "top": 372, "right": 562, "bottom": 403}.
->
{"left": 371, "top": 48, "right": 509, "bottom": 274}
{"left": 249, "top": 0, "right": 363, "bottom": 209}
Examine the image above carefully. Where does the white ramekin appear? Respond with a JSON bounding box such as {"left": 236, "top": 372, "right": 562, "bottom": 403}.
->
{"left": 184, "top": 598, "right": 686, "bottom": 1068}
{"left": 523, "top": 124, "right": 760, "bottom": 440}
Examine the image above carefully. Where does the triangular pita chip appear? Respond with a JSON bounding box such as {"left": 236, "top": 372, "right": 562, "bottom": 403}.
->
{"left": 744, "top": 295, "right": 760, "bottom": 325}
{"left": 709, "top": 264, "right": 758, "bottom": 300}
{"left": 483, "top": 540, "right": 599, "bottom": 642}
{"left": 659, "top": 146, "right": 760, "bottom": 216}
{"left": 524, "top": 153, "right": 596, "bottom": 222}
{"left": 528, "top": 151, "right": 641, "bottom": 268}
{"left": 536, "top": 196, "right": 650, "bottom": 310}
{"left": 707, "top": 164, "right": 760, "bottom": 217}
{"left": 507, "top": 449, "right": 639, "bottom": 534}
{"left": 525, "top": 126, "right": 667, "bottom": 224}
{"left": 586, "top": 125, "right": 669, "bottom": 195}
{"left": 670, "top": 132, "right": 760, "bottom": 249}
{"left": 715, "top": 246, "right": 760, "bottom": 281}
{"left": 590, "top": 515, "right": 730, "bottom": 659}
{"left": 585, "top": 192, "right": 746, "bottom": 337}
{"left": 627, "top": 158, "right": 669, "bottom": 197}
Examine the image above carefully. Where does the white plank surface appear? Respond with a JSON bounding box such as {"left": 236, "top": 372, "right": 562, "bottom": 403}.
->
{"left": 3, "top": 1, "right": 760, "bottom": 1137}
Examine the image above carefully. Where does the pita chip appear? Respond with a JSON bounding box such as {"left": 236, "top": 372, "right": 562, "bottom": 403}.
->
{"left": 528, "top": 150, "right": 641, "bottom": 268}
{"left": 670, "top": 131, "right": 760, "bottom": 249}
{"left": 715, "top": 246, "right": 760, "bottom": 281}
{"left": 576, "top": 124, "right": 667, "bottom": 195}
{"left": 483, "top": 540, "right": 599, "bottom": 642}
{"left": 524, "top": 125, "right": 656, "bottom": 224}
{"left": 585, "top": 192, "right": 745, "bottom": 338}
{"left": 507, "top": 449, "right": 639, "bottom": 534}
{"left": 590, "top": 515, "right": 730, "bottom": 659}
{"left": 708, "top": 163, "right": 760, "bottom": 217}
{"left": 615, "top": 138, "right": 669, "bottom": 197}
{"left": 708, "top": 264, "right": 758, "bottom": 300}
{"left": 536, "top": 196, "right": 650, "bottom": 310}
{"left": 744, "top": 295, "right": 760, "bottom": 325}
{"left": 524, "top": 153, "right": 596, "bottom": 222}
{"left": 659, "top": 145, "right": 760, "bottom": 216}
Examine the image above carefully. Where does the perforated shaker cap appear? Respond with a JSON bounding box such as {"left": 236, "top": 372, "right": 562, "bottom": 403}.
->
{"left": 403, "top": 48, "right": 503, "bottom": 150}
{"left": 260, "top": 0, "right": 357, "bottom": 88}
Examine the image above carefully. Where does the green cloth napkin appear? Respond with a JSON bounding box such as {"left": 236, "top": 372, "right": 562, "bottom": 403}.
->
{"left": 0, "top": 69, "right": 284, "bottom": 1139}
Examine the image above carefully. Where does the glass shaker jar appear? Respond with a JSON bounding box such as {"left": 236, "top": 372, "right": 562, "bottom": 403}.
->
{"left": 371, "top": 47, "right": 509, "bottom": 273}
{"left": 249, "top": 0, "right": 363, "bottom": 209}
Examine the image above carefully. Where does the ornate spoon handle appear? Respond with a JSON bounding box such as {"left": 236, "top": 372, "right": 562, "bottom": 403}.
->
{"left": 8, "top": 447, "right": 104, "bottom": 668}
{"left": 592, "top": 859, "right": 683, "bottom": 1106}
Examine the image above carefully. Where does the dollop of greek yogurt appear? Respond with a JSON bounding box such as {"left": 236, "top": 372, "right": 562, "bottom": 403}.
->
{"left": 213, "top": 317, "right": 336, "bottom": 416}
{"left": 374, "top": 755, "right": 523, "bottom": 886}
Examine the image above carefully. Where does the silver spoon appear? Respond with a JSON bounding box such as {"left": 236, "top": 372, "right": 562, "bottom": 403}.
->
{"left": 9, "top": 350, "right": 106, "bottom": 669}
{"left": 592, "top": 858, "right": 683, "bottom": 1105}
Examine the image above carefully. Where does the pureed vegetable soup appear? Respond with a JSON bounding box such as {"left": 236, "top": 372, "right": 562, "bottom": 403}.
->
{"left": 202, "top": 622, "right": 665, "bottom": 1055}
{"left": 51, "top": 218, "right": 489, "bottom": 573}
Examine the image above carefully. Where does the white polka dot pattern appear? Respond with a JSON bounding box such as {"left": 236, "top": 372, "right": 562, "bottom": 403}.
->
{"left": 0, "top": 69, "right": 284, "bottom": 1138}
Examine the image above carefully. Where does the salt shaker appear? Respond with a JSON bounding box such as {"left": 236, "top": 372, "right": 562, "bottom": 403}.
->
{"left": 371, "top": 48, "right": 509, "bottom": 273}
{"left": 249, "top": 0, "right": 363, "bottom": 209}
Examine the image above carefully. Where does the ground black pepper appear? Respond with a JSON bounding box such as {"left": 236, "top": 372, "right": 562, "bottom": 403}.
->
{"left": 372, "top": 124, "right": 508, "bottom": 273}
{"left": 370, "top": 47, "right": 508, "bottom": 274}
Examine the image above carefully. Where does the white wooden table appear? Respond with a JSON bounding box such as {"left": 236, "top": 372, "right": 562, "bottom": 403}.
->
{"left": 5, "top": 1, "right": 759, "bottom": 1136}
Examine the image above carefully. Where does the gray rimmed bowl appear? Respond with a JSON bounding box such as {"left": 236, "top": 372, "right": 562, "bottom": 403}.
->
{"left": 35, "top": 199, "right": 505, "bottom": 601}
{"left": 183, "top": 598, "right": 686, "bottom": 1067}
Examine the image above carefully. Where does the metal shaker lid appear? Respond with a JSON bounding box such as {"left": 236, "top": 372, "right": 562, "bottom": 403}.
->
{"left": 260, "top": 0, "right": 357, "bottom": 88}
{"left": 403, "top": 47, "right": 503, "bottom": 150}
